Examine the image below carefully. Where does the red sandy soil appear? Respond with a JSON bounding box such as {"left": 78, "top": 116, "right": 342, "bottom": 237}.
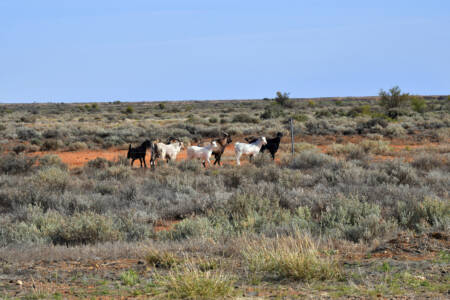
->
{"left": 153, "top": 219, "right": 181, "bottom": 232}
{"left": 31, "top": 148, "right": 128, "bottom": 169}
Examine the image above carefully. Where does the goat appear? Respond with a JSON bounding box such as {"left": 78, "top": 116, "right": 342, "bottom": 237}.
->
{"left": 234, "top": 137, "right": 267, "bottom": 165}
{"left": 127, "top": 140, "right": 151, "bottom": 168}
{"left": 245, "top": 132, "right": 283, "bottom": 160}
{"left": 187, "top": 141, "right": 218, "bottom": 167}
{"left": 150, "top": 141, "right": 184, "bottom": 167}
{"left": 212, "top": 132, "right": 232, "bottom": 166}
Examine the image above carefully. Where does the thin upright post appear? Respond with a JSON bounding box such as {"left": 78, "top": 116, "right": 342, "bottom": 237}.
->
{"left": 290, "top": 118, "right": 294, "bottom": 156}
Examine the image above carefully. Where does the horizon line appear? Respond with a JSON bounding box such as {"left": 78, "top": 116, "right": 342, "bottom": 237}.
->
{"left": 1, "top": 93, "right": 448, "bottom": 105}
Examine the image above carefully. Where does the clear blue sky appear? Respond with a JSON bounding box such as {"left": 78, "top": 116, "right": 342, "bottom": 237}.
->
{"left": 1, "top": 0, "right": 449, "bottom": 102}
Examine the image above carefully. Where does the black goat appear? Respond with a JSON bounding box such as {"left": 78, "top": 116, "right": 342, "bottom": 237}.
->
{"left": 127, "top": 140, "right": 151, "bottom": 168}
{"left": 245, "top": 132, "right": 283, "bottom": 160}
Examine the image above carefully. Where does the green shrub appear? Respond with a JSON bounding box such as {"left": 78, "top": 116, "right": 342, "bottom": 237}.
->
{"left": 98, "top": 165, "right": 132, "bottom": 180}
{"left": 291, "top": 113, "right": 308, "bottom": 122}
{"left": 32, "top": 167, "right": 70, "bottom": 192}
{"left": 319, "top": 196, "right": 396, "bottom": 242}
{"left": 16, "top": 127, "right": 41, "bottom": 140}
{"left": 410, "top": 96, "right": 427, "bottom": 113}
{"left": 68, "top": 141, "right": 88, "bottom": 151}
{"left": 260, "top": 105, "right": 284, "bottom": 119}
{"left": 50, "top": 212, "right": 123, "bottom": 245}
{"left": 208, "top": 117, "right": 218, "bottom": 123}
{"left": 384, "top": 124, "right": 406, "bottom": 137}
{"left": 287, "top": 151, "right": 335, "bottom": 170}
{"left": 87, "top": 157, "right": 111, "bottom": 169}
{"left": 125, "top": 105, "right": 134, "bottom": 114}
{"left": 360, "top": 140, "right": 391, "bottom": 155}
{"left": 232, "top": 113, "right": 259, "bottom": 124}
{"left": 0, "top": 220, "right": 45, "bottom": 246}
{"left": 396, "top": 197, "right": 449, "bottom": 231}
{"left": 39, "top": 154, "right": 67, "bottom": 170}
{"left": 411, "top": 153, "right": 445, "bottom": 171}
{"left": 0, "top": 153, "right": 36, "bottom": 174}
{"left": 162, "top": 217, "right": 219, "bottom": 240}
{"left": 40, "top": 139, "right": 61, "bottom": 151}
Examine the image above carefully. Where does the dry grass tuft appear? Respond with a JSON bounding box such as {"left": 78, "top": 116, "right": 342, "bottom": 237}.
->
{"left": 242, "top": 235, "right": 342, "bottom": 281}
{"left": 153, "top": 262, "right": 236, "bottom": 299}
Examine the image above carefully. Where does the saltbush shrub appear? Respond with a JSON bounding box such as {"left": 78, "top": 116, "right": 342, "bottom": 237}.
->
{"left": 0, "top": 154, "right": 36, "bottom": 174}
{"left": 232, "top": 113, "right": 259, "bottom": 124}
{"left": 288, "top": 151, "right": 335, "bottom": 170}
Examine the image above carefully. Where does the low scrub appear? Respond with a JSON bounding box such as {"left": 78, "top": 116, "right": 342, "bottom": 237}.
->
{"left": 146, "top": 250, "right": 183, "bottom": 268}
{"left": 287, "top": 151, "right": 335, "bottom": 169}
{"left": 0, "top": 153, "right": 36, "bottom": 174}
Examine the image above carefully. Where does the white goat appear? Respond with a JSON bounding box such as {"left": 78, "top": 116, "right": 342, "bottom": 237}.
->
{"left": 234, "top": 137, "right": 267, "bottom": 166}
{"left": 187, "top": 141, "right": 217, "bottom": 167}
{"left": 152, "top": 141, "right": 184, "bottom": 165}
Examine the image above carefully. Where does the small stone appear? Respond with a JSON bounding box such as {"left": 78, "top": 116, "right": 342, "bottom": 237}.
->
{"left": 16, "top": 280, "right": 23, "bottom": 286}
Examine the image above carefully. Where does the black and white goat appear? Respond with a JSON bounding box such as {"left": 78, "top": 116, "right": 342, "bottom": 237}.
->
{"left": 245, "top": 132, "right": 283, "bottom": 160}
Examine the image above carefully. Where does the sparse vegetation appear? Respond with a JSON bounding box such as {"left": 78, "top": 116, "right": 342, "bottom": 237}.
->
{"left": 0, "top": 96, "right": 448, "bottom": 298}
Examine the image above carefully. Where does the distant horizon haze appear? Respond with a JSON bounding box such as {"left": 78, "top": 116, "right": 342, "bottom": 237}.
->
{"left": 1, "top": 0, "right": 449, "bottom": 103}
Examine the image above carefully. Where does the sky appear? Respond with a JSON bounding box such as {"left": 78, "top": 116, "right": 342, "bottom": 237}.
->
{"left": 1, "top": 0, "right": 449, "bottom": 103}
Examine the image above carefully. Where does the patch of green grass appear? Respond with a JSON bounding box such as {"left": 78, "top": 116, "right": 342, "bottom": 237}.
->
{"left": 120, "top": 269, "right": 140, "bottom": 286}
{"left": 435, "top": 251, "right": 450, "bottom": 263}
{"left": 197, "top": 258, "right": 220, "bottom": 272}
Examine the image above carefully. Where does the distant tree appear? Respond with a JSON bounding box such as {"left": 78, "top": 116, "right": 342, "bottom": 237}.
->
{"left": 125, "top": 105, "right": 134, "bottom": 114}
{"left": 379, "top": 86, "right": 410, "bottom": 110}
{"left": 275, "top": 91, "right": 293, "bottom": 107}
{"left": 158, "top": 103, "right": 165, "bottom": 110}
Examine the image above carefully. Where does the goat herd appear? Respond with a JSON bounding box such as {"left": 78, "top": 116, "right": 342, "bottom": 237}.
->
{"left": 127, "top": 132, "right": 284, "bottom": 168}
